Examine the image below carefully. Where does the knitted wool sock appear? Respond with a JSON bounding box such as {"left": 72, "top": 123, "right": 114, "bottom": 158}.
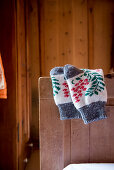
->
{"left": 64, "top": 64, "right": 107, "bottom": 124}
{"left": 50, "top": 67, "right": 81, "bottom": 120}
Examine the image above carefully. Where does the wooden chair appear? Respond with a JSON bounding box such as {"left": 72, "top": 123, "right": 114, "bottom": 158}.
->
{"left": 39, "top": 77, "right": 114, "bottom": 170}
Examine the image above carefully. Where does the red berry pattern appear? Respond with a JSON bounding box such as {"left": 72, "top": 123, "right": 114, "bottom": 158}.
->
{"left": 62, "top": 81, "right": 70, "bottom": 97}
{"left": 71, "top": 78, "right": 89, "bottom": 103}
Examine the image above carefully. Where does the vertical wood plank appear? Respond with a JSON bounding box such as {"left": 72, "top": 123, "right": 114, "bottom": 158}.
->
{"left": 90, "top": 106, "right": 114, "bottom": 162}
{"left": 25, "top": 0, "right": 31, "bottom": 140}
{"left": 63, "top": 120, "right": 71, "bottom": 167}
{"left": 40, "top": 0, "right": 59, "bottom": 76}
{"left": 40, "top": 0, "right": 88, "bottom": 76}
{"left": 17, "top": 0, "right": 29, "bottom": 169}
{"left": 39, "top": 78, "right": 64, "bottom": 170}
{"left": 88, "top": 0, "right": 94, "bottom": 69}
{"left": 71, "top": 119, "right": 90, "bottom": 163}
{"left": 92, "top": 0, "right": 114, "bottom": 73}
{"left": 72, "top": 0, "right": 88, "bottom": 68}
{"left": 27, "top": 0, "right": 40, "bottom": 141}
{"left": 58, "top": 0, "right": 74, "bottom": 66}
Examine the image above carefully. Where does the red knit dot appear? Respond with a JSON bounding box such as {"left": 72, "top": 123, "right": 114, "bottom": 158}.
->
{"left": 64, "top": 95, "right": 69, "bottom": 97}
{"left": 63, "top": 89, "right": 67, "bottom": 91}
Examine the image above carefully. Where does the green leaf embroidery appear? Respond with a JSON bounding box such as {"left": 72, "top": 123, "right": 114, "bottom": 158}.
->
{"left": 51, "top": 77, "right": 61, "bottom": 96}
{"left": 51, "top": 78, "right": 59, "bottom": 81}
{"left": 85, "top": 93, "right": 90, "bottom": 96}
{"left": 52, "top": 82, "right": 60, "bottom": 85}
{"left": 75, "top": 69, "right": 105, "bottom": 97}
{"left": 99, "top": 82, "right": 105, "bottom": 86}
{"left": 54, "top": 85, "right": 60, "bottom": 91}
{"left": 82, "top": 70, "right": 105, "bottom": 97}
{"left": 76, "top": 77, "right": 81, "bottom": 80}
{"left": 95, "top": 91, "right": 98, "bottom": 95}
{"left": 99, "top": 86, "right": 104, "bottom": 90}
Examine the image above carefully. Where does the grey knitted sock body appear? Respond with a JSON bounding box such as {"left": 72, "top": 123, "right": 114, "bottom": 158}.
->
{"left": 50, "top": 67, "right": 81, "bottom": 120}
{"left": 64, "top": 64, "right": 107, "bottom": 124}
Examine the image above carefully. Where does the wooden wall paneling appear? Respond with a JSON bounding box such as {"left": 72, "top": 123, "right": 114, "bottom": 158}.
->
{"left": 91, "top": 0, "right": 114, "bottom": 74}
{"left": 90, "top": 106, "right": 114, "bottom": 162}
{"left": 39, "top": 78, "right": 64, "bottom": 170}
{"left": 17, "top": 0, "right": 28, "bottom": 169}
{"left": 27, "top": 0, "right": 40, "bottom": 141}
{"left": 72, "top": 0, "right": 88, "bottom": 68}
{"left": 58, "top": 0, "right": 73, "bottom": 66}
{"left": 40, "top": 0, "right": 88, "bottom": 76}
{"left": 25, "top": 0, "right": 31, "bottom": 141}
{"left": 88, "top": 0, "right": 94, "bottom": 69}
{"left": 40, "top": 0, "right": 59, "bottom": 76}
{"left": 0, "top": 0, "right": 18, "bottom": 169}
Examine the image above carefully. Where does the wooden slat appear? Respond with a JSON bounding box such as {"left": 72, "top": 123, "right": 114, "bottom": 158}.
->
{"left": 105, "top": 78, "right": 114, "bottom": 98}
{"left": 59, "top": 0, "right": 74, "bottom": 65}
{"left": 25, "top": 0, "right": 31, "bottom": 141}
{"left": 27, "top": 0, "right": 40, "bottom": 141}
{"left": 71, "top": 120, "right": 90, "bottom": 163}
{"left": 40, "top": 99, "right": 64, "bottom": 170}
{"left": 40, "top": 0, "right": 88, "bottom": 76}
{"left": 64, "top": 120, "right": 71, "bottom": 167}
{"left": 88, "top": 0, "right": 94, "bottom": 69}
{"left": 93, "top": 0, "right": 114, "bottom": 74}
{"left": 39, "top": 77, "right": 53, "bottom": 99}
{"left": 90, "top": 106, "right": 114, "bottom": 162}
{"left": 17, "top": 0, "right": 29, "bottom": 169}
{"left": 40, "top": 0, "right": 59, "bottom": 76}
{"left": 72, "top": 0, "right": 88, "bottom": 68}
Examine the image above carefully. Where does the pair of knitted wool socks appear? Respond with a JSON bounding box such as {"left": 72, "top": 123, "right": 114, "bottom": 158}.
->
{"left": 50, "top": 64, "right": 107, "bottom": 124}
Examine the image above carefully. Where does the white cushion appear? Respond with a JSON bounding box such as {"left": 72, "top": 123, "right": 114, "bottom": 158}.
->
{"left": 63, "top": 163, "right": 114, "bottom": 170}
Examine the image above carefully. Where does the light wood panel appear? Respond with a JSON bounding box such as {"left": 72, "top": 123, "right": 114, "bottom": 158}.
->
{"left": 93, "top": 0, "right": 114, "bottom": 73}
{"left": 40, "top": 0, "right": 88, "bottom": 76}
{"left": 72, "top": 0, "right": 88, "bottom": 68}
{"left": 39, "top": 0, "right": 114, "bottom": 75}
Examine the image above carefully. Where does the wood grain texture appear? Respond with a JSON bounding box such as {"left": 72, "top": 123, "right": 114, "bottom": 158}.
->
{"left": 90, "top": 106, "right": 114, "bottom": 163}
{"left": 88, "top": 0, "right": 94, "bottom": 69}
{"left": 71, "top": 120, "right": 90, "bottom": 163}
{"left": 63, "top": 120, "right": 71, "bottom": 167}
{"left": 25, "top": 0, "right": 31, "bottom": 141}
{"left": 40, "top": 0, "right": 88, "bottom": 76}
{"left": 93, "top": 0, "right": 114, "bottom": 73}
{"left": 27, "top": 0, "right": 40, "bottom": 141}
{"left": 16, "top": 0, "right": 29, "bottom": 169}
{"left": 39, "top": 77, "right": 114, "bottom": 170}
{"left": 40, "top": 99, "right": 64, "bottom": 170}
{"left": 72, "top": 0, "right": 88, "bottom": 68}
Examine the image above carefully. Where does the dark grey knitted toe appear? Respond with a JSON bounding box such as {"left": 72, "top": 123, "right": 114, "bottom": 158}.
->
{"left": 50, "top": 67, "right": 63, "bottom": 75}
{"left": 58, "top": 102, "right": 81, "bottom": 120}
{"left": 64, "top": 64, "right": 83, "bottom": 79}
{"left": 79, "top": 101, "right": 107, "bottom": 124}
